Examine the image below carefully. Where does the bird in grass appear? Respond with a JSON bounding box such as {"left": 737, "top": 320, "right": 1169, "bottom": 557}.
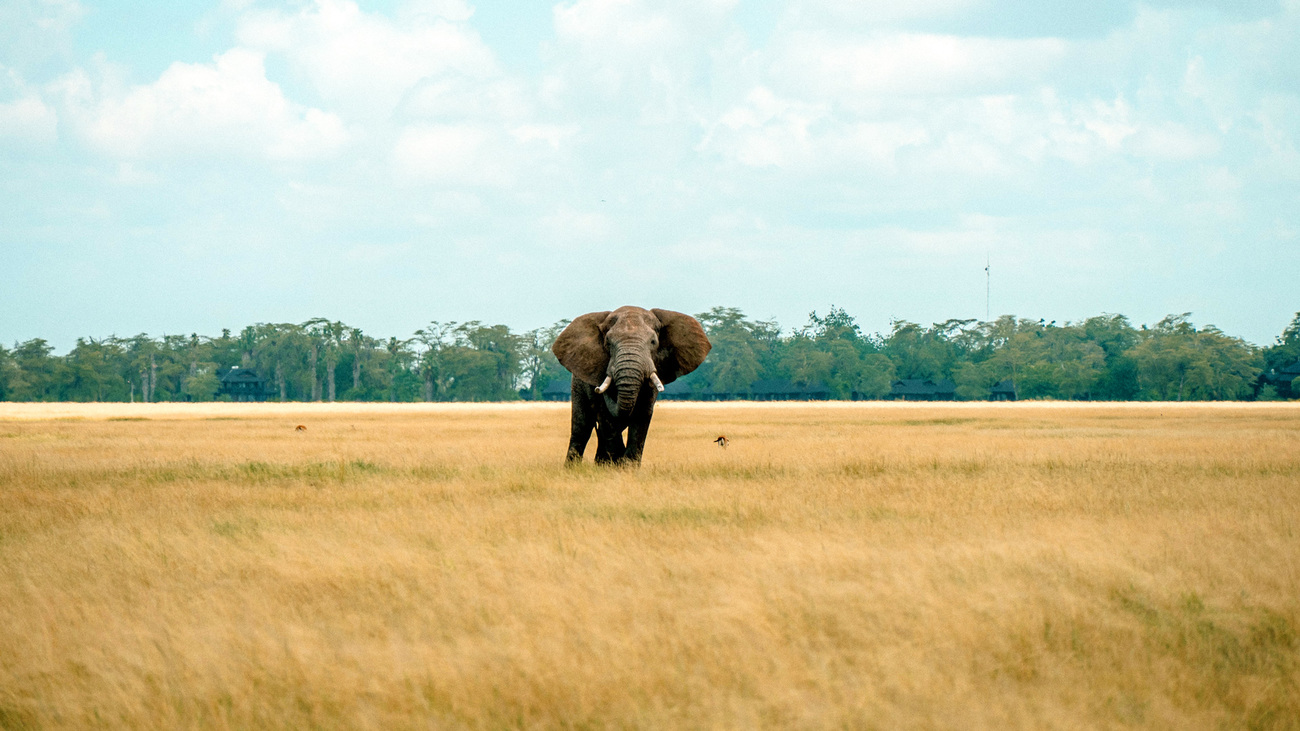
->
{"left": 714, "top": 435, "right": 728, "bottom": 448}
{"left": 295, "top": 424, "right": 307, "bottom": 432}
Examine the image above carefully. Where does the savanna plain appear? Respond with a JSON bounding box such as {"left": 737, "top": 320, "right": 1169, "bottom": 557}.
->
{"left": 1, "top": 401, "right": 1297, "bottom": 730}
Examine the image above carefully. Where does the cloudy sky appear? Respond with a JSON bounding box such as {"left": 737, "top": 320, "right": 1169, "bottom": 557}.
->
{"left": 2, "top": 0, "right": 1297, "bottom": 350}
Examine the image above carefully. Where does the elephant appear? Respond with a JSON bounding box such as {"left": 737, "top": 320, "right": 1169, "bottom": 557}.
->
{"left": 552, "top": 306, "right": 711, "bottom": 465}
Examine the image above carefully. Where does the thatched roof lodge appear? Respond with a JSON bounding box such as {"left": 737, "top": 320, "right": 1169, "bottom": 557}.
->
{"left": 886, "top": 378, "right": 956, "bottom": 401}
{"left": 218, "top": 367, "right": 267, "bottom": 402}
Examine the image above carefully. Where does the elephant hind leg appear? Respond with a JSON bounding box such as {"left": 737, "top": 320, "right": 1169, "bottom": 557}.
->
{"left": 593, "top": 415, "right": 626, "bottom": 464}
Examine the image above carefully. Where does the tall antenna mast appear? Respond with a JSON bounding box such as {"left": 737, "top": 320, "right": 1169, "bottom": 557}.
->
{"left": 985, "top": 253, "right": 990, "bottom": 321}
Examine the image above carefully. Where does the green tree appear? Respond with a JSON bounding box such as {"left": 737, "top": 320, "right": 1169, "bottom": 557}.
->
{"left": 182, "top": 369, "right": 220, "bottom": 401}
{"left": 1002, "top": 322, "right": 1105, "bottom": 400}
{"left": 1083, "top": 314, "right": 1140, "bottom": 400}
{"left": 7, "top": 339, "right": 64, "bottom": 401}
{"left": 693, "top": 307, "right": 769, "bottom": 396}
{"left": 340, "top": 327, "right": 377, "bottom": 400}
{"left": 382, "top": 336, "right": 417, "bottom": 402}
{"left": 883, "top": 319, "right": 975, "bottom": 381}
{"left": 414, "top": 322, "right": 458, "bottom": 401}
{"left": 64, "top": 338, "right": 129, "bottom": 402}
{"left": 303, "top": 319, "right": 349, "bottom": 403}
{"left": 953, "top": 360, "right": 993, "bottom": 401}
{"left": 1131, "top": 314, "right": 1261, "bottom": 400}
{"left": 777, "top": 335, "right": 833, "bottom": 389}
{"left": 1265, "top": 312, "right": 1300, "bottom": 369}
{"left": 803, "top": 306, "right": 863, "bottom": 343}
{"left": 121, "top": 335, "right": 161, "bottom": 403}
{"left": 0, "top": 344, "right": 14, "bottom": 401}
{"left": 805, "top": 307, "right": 885, "bottom": 399}
{"left": 855, "top": 353, "right": 896, "bottom": 399}
{"left": 303, "top": 319, "right": 349, "bottom": 401}
{"left": 519, "top": 321, "right": 568, "bottom": 400}
{"left": 458, "top": 322, "right": 521, "bottom": 401}
{"left": 1261, "top": 312, "right": 1300, "bottom": 397}
{"left": 257, "top": 324, "right": 310, "bottom": 401}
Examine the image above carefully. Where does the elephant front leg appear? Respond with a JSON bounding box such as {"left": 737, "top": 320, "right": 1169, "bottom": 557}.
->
{"left": 566, "top": 383, "right": 598, "bottom": 463}
{"left": 621, "top": 391, "right": 656, "bottom": 464}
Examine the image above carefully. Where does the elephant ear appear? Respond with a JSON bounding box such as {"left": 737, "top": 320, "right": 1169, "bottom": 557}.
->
{"left": 552, "top": 311, "right": 611, "bottom": 386}
{"left": 652, "top": 309, "right": 712, "bottom": 385}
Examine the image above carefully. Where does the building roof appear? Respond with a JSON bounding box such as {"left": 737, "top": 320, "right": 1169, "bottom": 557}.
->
{"left": 890, "top": 378, "right": 955, "bottom": 396}
{"left": 219, "top": 367, "right": 265, "bottom": 384}
{"left": 542, "top": 376, "right": 572, "bottom": 395}
{"left": 990, "top": 379, "right": 1017, "bottom": 394}
{"left": 661, "top": 379, "right": 694, "bottom": 396}
{"left": 1261, "top": 361, "right": 1300, "bottom": 385}
{"left": 749, "top": 379, "right": 830, "bottom": 396}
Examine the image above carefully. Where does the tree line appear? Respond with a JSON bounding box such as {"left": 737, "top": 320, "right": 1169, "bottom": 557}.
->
{"left": 2, "top": 309, "right": 1297, "bottom": 403}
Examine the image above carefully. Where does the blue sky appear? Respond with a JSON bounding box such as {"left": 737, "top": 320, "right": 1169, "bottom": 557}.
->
{"left": 2, "top": 0, "right": 1297, "bottom": 351}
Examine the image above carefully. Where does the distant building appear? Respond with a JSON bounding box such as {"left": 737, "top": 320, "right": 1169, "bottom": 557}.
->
{"left": 747, "top": 379, "right": 831, "bottom": 401}
{"left": 658, "top": 379, "right": 698, "bottom": 400}
{"left": 548, "top": 376, "right": 833, "bottom": 401}
{"left": 990, "top": 379, "right": 1018, "bottom": 401}
{"left": 1260, "top": 361, "right": 1300, "bottom": 399}
{"left": 218, "top": 367, "right": 267, "bottom": 402}
{"left": 659, "top": 379, "right": 831, "bottom": 401}
{"left": 636, "top": 378, "right": 730, "bottom": 400}
{"left": 542, "top": 377, "right": 572, "bottom": 401}
{"left": 886, "top": 378, "right": 957, "bottom": 401}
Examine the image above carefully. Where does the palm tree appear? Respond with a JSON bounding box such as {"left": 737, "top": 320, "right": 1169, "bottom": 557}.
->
{"left": 384, "top": 336, "right": 415, "bottom": 402}
{"left": 347, "top": 327, "right": 375, "bottom": 399}
{"left": 414, "top": 322, "right": 457, "bottom": 402}
{"left": 302, "top": 319, "right": 345, "bottom": 401}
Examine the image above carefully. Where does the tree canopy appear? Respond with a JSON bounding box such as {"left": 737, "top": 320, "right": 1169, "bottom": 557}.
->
{"left": 0, "top": 309, "right": 1291, "bottom": 402}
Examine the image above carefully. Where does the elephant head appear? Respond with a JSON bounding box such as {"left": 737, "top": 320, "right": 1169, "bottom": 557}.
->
{"left": 552, "top": 306, "right": 711, "bottom": 415}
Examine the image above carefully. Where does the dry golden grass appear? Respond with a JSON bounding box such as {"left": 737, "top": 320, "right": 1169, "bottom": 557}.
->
{"left": 1, "top": 402, "right": 1297, "bottom": 729}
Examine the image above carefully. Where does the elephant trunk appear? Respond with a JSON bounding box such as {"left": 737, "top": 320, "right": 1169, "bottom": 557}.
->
{"left": 610, "top": 351, "right": 648, "bottom": 416}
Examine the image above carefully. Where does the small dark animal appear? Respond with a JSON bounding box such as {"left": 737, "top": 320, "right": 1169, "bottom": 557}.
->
{"left": 295, "top": 424, "right": 307, "bottom": 432}
{"left": 714, "top": 435, "right": 728, "bottom": 448}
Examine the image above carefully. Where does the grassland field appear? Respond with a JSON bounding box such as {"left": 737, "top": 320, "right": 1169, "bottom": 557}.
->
{"left": 1, "top": 401, "right": 1298, "bottom": 729}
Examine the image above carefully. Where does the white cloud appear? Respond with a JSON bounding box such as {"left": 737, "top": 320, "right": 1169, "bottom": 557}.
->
{"left": 1252, "top": 94, "right": 1300, "bottom": 180}
{"left": 784, "top": 0, "right": 978, "bottom": 26}
{"left": 343, "top": 241, "right": 414, "bottom": 264}
{"left": 0, "top": 66, "right": 57, "bottom": 146}
{"left": 392, "top": 124, "right": 510, "bottom": 186}
{"left": 112, "top": 162, "right": 157, "bottom": 185}
{"left": 398, "top": 0, "right": 476, "bottom": 24}
{"left": 5, "top": 0, "right": 1299, "bottom": 346}
{"left": 60, "top": 48, "right": 346, "bottom": 161}
{"left": 510, "top": 124, "right": 580, "bottom": 149}
{"left": 400, "top": 75, "right": 529, "bottom": 122}
{"left": 1128, "top": 123, "right": 1220, "bottom": 160}
{"left": 546, "top": 0, "right": 739, "bottom": 118}
{"left": 0, "top": 94, "right": 57, "bottom": 143}
{"left": 0, "top": 65, "right": 57, "bottom": 144}
{"left": 770, "top": 32, "right": 1067, "bottom": 99}
{"left": 539, "top": 207, "right": 613, "bottom": 247}
{"left": 553, "top": 0, "right": 681, "bottom": 53}
{"left": 0, "top": 0, "right": 85, "bottom": 73}
{"left": 237, "top": 0, "right": 499, "bottom": 120}
{"left": 701, "top": 87, "right": 828, "bottom": 168}
{"left": 1078, "top": 97, "right": 1135, "bottom": 149}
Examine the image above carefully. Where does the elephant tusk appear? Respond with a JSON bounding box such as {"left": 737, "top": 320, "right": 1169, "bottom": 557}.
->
{"left": 650, "top": 373, "right": 665, "bottom": 392}
{"left": 595, "top": 375, "right": 612, "bottom": 393}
